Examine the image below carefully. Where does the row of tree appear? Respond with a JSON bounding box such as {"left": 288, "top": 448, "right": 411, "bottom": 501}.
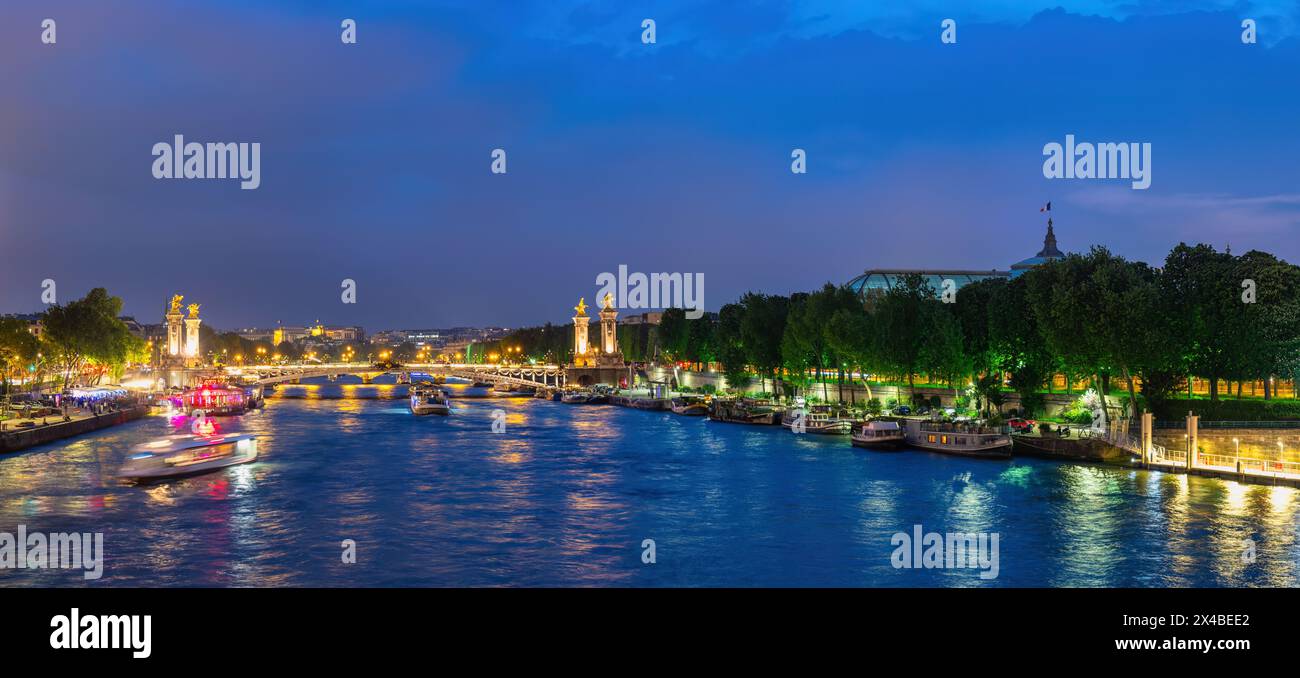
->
{"left": 654, "top": 243, "right": 1300, "bottom": 417}
{"left": 1, "top": 288, "right": 149, "bottom": 394}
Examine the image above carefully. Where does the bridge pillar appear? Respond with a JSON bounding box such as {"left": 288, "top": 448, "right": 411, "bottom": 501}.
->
{"left": 361, "top": 373, "right": 373, "bottom": 384}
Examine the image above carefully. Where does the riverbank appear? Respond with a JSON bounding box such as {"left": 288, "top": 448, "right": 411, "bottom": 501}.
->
{"left": 0, "top": 404, "right": 150, "bottom": 454}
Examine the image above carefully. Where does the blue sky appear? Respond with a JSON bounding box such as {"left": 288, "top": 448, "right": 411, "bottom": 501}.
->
{"left": 3, "top": 0, "right": 1300, "bottom": 329}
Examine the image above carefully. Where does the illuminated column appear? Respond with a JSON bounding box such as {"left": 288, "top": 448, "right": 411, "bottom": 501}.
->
{"left": 599, "top": 294, "right": 618, "bottom": 354}
{"left": 572, "top": 297, "right": 590, "bottom": 362}
{"left": 184, "top": 317, "right": 201, "bottom": 360}
{"left": 166, "top": 311, "right": 184, "bottom": 357}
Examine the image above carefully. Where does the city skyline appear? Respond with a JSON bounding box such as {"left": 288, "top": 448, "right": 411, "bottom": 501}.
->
{"left": 5, "top": 1, "right": 1300, "bottom": 330}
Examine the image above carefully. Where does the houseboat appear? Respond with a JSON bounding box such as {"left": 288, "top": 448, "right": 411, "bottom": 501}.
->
{"left": 851, "top": 420, "right": 906, "bottom": 450}
{"left": 781, "top": 404, "right": 853, "bottom": 434}
{"left": 670, "top": 395, "right": 709, "bottom": 416}
{"left": 903, "top": 419, "right": 1011, "bottom": 458}
{"left": 708, "top": 397, "right": 782, "bottom": 425}
{"left": 118, "top": 434, "right": 258, "bottom": 482}
{"left": 561, "top": 389, "right": 609, "bottom": 404}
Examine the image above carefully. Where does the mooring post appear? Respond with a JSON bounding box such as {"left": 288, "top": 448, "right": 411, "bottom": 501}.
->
{"left": 1141, "top": 411, "right": 1152, "bottom": 465}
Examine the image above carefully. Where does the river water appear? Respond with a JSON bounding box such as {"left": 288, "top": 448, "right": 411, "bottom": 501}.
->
{"left": 2, "top": 378, "right": 1297, "bottom": 587}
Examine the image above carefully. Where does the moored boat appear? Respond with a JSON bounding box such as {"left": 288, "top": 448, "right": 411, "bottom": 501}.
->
{"left": 410, "top": 384, "right": 451, "bottom": 415}
{"left": 493, "top": 382, "right": 534, "bottom": 397}
{"left": 118, "top": 434, "right": 258, "bottom": 482}
{"left": 707, "top": 397, "right": 781, "bottom": 425}
{"left": 851, "top": 420, "right": 906, "bottom": 450}
{"left": 670, "top": 395, "right": 709, "bottom": 416}
{"left": 561, "top": 389, "right": 608, "bottom": 404}
{"left": 782, "top": 404, "right": 853, "bottom": 434}
{"left": 903, "top": 419, "right": 1011, "bottom": 458}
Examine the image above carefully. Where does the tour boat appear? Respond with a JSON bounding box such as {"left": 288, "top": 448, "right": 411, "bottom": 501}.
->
{"left": 781, "top": 404, "right": 853, "bottom": 434}
{"left": 707, "top": 398, "right": 782, "bottom": 425}
{"left": 851, "top": 420, "right": 906, "bottom": 450}
{"left": 903, "top": 419, "right": 1011, "bottom": 458}
{"left": 118, "top": 434, "right": 258, "bottom": 482}
{"left": 174, "top": 382, "right": 247, "bottom": 416}
{"left": 409, "top": 385, "right": 451, "bottom": 415}
{"left": 670, "top": 395, "right": 709, "bottom": 416}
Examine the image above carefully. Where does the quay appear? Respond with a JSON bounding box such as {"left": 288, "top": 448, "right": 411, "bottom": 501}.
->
{"left": 0, "top": 404, "right": 150, "bottom": 454}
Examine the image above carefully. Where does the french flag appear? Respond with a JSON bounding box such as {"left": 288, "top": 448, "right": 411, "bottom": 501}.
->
{"left": 1040, "top": 201, "right": 1052, "bottom": 212}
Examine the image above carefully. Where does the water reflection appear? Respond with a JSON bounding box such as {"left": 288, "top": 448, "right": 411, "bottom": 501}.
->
{"left": 1, "top": 379, "right": 1298, "bottom": 586}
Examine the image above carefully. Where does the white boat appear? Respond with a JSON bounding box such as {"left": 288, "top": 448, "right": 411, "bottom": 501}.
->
{"left": 118, "top": 434, "right": 258, "bottom": 482}
{"left": 410, "top": 385, "right": 451, "bottom": 415}
{"left": 851, "top": 420, "right": 905, "bottom": 450}
{"left": 781, "top": 404, "right": 853, "bottom": 434}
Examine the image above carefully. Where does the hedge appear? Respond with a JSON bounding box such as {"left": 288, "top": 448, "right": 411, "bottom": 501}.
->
{"left": 1152, "top": 398, "right": 1300, "bottom": 421}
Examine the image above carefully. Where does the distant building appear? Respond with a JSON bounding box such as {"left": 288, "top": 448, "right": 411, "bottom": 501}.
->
{"left": 237, "top": 327, "right": 276, "bottom": 342}
{"left": 5, "top": 313, "right": 45, "bottom": 339}
{"left": 1009, "top": 220, "right": 1065, "bottom": 277}
{"left": 619, "top": 311, "right": 663, "bottom": 326}
{"left": 847, "top": 220, "right": 1066, "bottom": 301}
{"left": 323, "top": 326, "right": 364, "bottom": 343}
{"left": 118, "top": 316, "right": 146, "bottom": 339}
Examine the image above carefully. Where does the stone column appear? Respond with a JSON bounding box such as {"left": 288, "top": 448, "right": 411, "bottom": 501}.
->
{"left": 166, "top": 311, "right": 184, "bottom": 358}
{"left": 184, "top": 317, "right": 202, "bottom": 362}
{"left": 573, "top": 315, "right": 589, "bottom": 358}
{"left": 599, "top": 305, "right": 618, "bottom": 355}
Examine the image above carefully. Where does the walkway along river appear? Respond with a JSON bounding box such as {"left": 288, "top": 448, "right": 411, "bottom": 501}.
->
{"left": 1, "top": 378, "right": 1297, "bottom": 586}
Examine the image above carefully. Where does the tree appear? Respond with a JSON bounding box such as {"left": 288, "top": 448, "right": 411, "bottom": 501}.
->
{"left": 41, "top": 288, "right": 134, "bottom": 387}
{"left": 0, "top": 317, "right": 39, "bottom": 398}
{"left": 714, "top": 302, "right": 749, "bottom": 389}
{"left": 827, "top": 305, "right": 878, "bottom": 402}
{"left": 683, "top": 313, "right": 716, "bottom": 371}
{"left": 656, "top": 308, "right": 689, "bottom": 363}
{"left": 872, "top": 274, "right": 935, "bottom": 401}
{"left": 921, "top": 304, "right": 970, "bottom": 403}
{"left": 988, "top": 276, "right": 1052, "bottom": 417}
{"left": 1234, "top": 250, "right": 1300, "bottom": 399}
{"left": 1161, "top": 244, "right": 1247, "bottom": 402}
{"left": 739, "top": 293, "right": 789, "bottom": 395}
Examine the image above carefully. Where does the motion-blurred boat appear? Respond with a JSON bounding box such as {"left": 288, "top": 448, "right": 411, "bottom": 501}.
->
{"left": 118, "top": 434, "right": 258, "bottom": 482}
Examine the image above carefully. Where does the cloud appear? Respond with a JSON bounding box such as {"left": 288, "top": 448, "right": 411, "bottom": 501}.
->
{"left": 1065, "top": 186, "right": 1300, "bottom": 240}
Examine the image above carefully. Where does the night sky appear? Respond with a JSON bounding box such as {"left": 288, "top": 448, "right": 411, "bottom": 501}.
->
{"left": 3, "top": 1, "right": 1299, "bottom": 330}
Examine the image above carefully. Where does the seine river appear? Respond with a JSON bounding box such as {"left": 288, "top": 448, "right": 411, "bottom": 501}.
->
{"left": 2, "top": 378, "right": 1298, "bottom": 587}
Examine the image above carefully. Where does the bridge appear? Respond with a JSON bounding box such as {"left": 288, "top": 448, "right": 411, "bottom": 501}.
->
{"left": 222, "top": 363, "right": 567, "bottom": 394}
